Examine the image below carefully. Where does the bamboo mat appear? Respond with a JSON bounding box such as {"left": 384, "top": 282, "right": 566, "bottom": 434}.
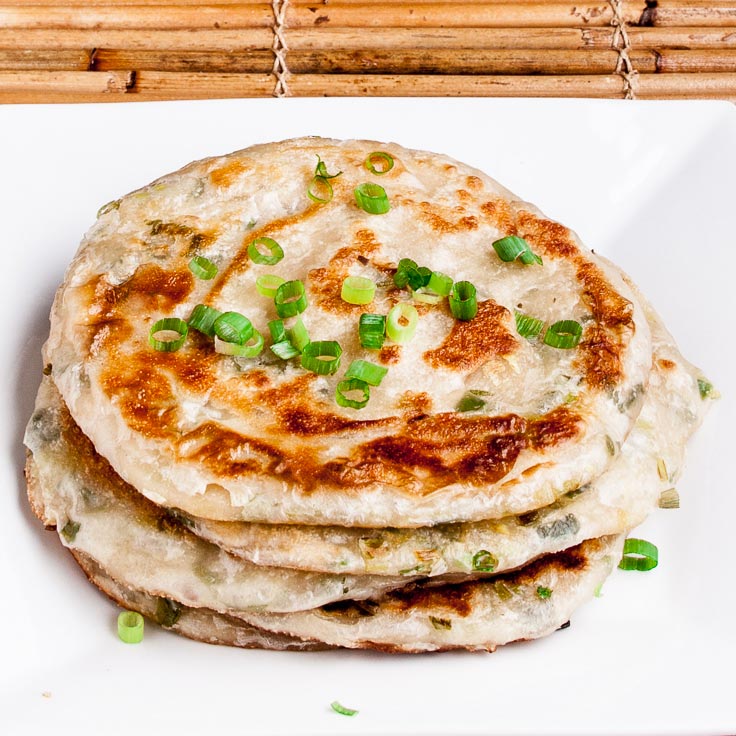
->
{"left": 1, "top": 1, "right": 735, "bottom": 103}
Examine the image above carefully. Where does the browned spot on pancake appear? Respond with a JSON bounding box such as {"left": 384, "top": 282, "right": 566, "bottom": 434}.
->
{"left": 576, "top": 261, "right": 633, "bottom": 329}
{"left": 423, "top": 300, "right": 517, "bottom": 372}
{"left": 278, "top": 407, "right": 395, "bottom": 437}
{"left": 207, "top": 202, "right": 324, "bottom": 301}
{"left": 517, "top": 210, "right": 577, "bottom": 259}
{"left": 396, "top": 391, "right": 433, "bottom": 415}
{"left": 466, "top": 175, "right": 483, "bottom": 191}
{"left": 418, "top": 201, "right": 478, "bottom": 234}
{"left": 148, "top": 219, "right": 216, "bottom": 252}
{"left": 209, "top": 158, "right": 248, "bottom": 188}
{"left": 526, "top": 407, "right": 583, "bottom": 451}
{"left": 379, "top": 345, "right": 401, "bottom": 364}
{"left": 456, "top": 189, "right": 473, "bottom": 205}
{"left": 480, "top": 198, "right": 517, "bottom": 234}
{"left": 503, "top": 541, "right": 589, "bottom": 584}
{"left": 657, "top": 358, "right": 676, "bottom": 371}
{"left": 308, "top": 228, "right": 384, "bottom": 315}
{"left": 388, "top": 581, "right": 474, "bottom": 616}
{"left": 576, "top": 326, "right": 624, "bottom": 391}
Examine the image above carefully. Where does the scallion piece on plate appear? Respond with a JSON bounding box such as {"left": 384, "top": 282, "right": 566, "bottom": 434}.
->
{"left": 618, "top": 538, "right": 658, "bottom": 571}
{"left": 270, "top": 340, "right": 300, "bottom": 360}
{"left": 354, "top": 183, "right": 390, "bottom": 214}
{"left": 275, "top": 280, "right": 308, "bottom": 318}
{"left": 188, "top": 305, "right": 221, "bottom": 337}
{"left": 307, "top": 175, "right": 334, "bottom": 204}
{"left": 301, "top": 340, "right": 342, "bottom": 375}
{"left": 345, "top": 359, "right": 387, "bottom": 386}
{"left": 543, "top": 320, "right": 583, "bottom": 349}
{"left": 288, "top": 317, "right": 310, "bottom": 352}
{"left": 256, "top": 274, "right": 285, "bottom": 298}
{"left": 341, "top": 276, "right": 376, "bottom": 305}
{"left": 213, "top": 311, "right": 254, "bottom": 345}
{"left": 335, "top": 377, "right": 370, "bottom": 409}
{"left": 149, "top": 317, "right": 188, "bottom": 352}
{"left": 188, "top": 255, "right": 218, "bottom": 280}
{"left": 248, "top": 236, "right": 284, "bottom": 266}
{"left": 658, "top": 489, "right": 680, "bottom": 509}
{"left": 514, "top": 311, "right": 544, "bottom": 339}
{"left": 492, "top": 235, "right": 543, "bottom": 266}
{"left": 331, "top": 701, "right": 358, "bottom": 717}
{"left": 386, "top": 303, "right": 418, "bottom": 343}
{"left": 364, "top": 151, "right": 394, "bottom": 175}
{"left": 449, "top": 281, "right": 478, "bottom": 321}
{"left": 359, "top": 313, "right": 386, "bottom": 349}
{"left": 215, "top": 330, "right": 264, "bottom": 357}
{"left": 427, "top": 271, "right": 453, "bottom": 297}
{"left": 117, "top": 611, "right": 144, "bottom": 644}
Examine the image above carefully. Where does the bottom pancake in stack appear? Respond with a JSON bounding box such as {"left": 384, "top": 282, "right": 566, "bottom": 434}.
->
{"left": 24, "top": 306, "right": 709, "bottom": 653}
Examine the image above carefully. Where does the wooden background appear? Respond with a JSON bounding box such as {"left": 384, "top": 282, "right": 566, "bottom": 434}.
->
{"left": 1, "top": 1, "right": 736, "bottom": 103}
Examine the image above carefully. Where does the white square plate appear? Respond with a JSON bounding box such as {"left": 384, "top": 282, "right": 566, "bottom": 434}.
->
{"left": 1, "top": 98, "right": 734, "bottom": 736}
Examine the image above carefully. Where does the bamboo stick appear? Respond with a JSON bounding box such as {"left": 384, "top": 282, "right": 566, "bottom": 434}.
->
{"left": 636, "top": 72, "right": 736, "bottom": 95}
{"left": 0, "top": 69, "right": 135, "bottom": 93}
{"left": 0, "top": 48, "right": 92, "bottom": 71}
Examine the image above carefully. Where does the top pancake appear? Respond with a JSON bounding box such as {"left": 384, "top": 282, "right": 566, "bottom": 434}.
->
{"left": 45, "top": 137, "right": 651, "bottom": 526}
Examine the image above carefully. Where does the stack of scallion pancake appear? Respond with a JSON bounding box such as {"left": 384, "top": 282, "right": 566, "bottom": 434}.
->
{"left": 24, "top": 138, "right": 713, "bottom": 652}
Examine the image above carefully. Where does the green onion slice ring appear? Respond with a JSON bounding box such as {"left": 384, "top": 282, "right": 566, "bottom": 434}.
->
{"left": 188, "top": 304, "right": 221, "bottom": 337}
{"left": 330, "top": 701, "right": 359, "bottom": 717}
{"left": 345, "top": 359, "right": 387, "bottom": 387}
{"left": 117, "top": 610, "right": 144, "bottom": 644}
{"left": 275, "top": 280, "right": 308, "bottom": 318}
{"left": 335, "top": 378, "right": 370, "bottom": 409}
{"left": 288, "top": 317, "right": 310, "bottom": 352}
{"left": 215, "top": 330, "right": 264, "bottom": 358}
{"left": 618, "top": 538, "right": 658, "bottom": 571}
{"left": 307, "top": 175, "right": 334, "bottom": 204}
{"left": 411, "top": 287, "right": 442, "bottom": 305}
{"left": 354, "top": 182, "right": 390, "bottom": 214}
{"left": 543, "top": 320, "right": 583, "bottom": 349}
{"left": 386, "top": 303, "right": 418, "bottom": 343}
{"left": 341, "top": 276, "right": 376, "bottom": 305}
{"left": 359, "top": 313, "right": 386, "bottom": 350}
{"left": 213, "top": 311, "right": 254, "bottom": 344}
{"left": 492, "top": 235, "right": 543, "bottom": 266}
{"left": 248, "top": 236, "right": 284, "bottom": 266}
{"left": 393, "top": 258, "right": 418, "bottom": 289}
{"left": 514, "top": 310, "right": 544, "bottom": 339}
{"left": 427, "top": 270, "right": 453, "bottom": 297}
{"left": 315, "top": 155, "right": 342, "bottom": 180}
{"left": 270, "top": 340, "right": 300, "bottom": 360}
{"left": 364, "top": 151, "right": 394, "bottom": 175}
{"left": 256, "top": 274, "right": 285, "bottom": 298}
{"left": 149, "top": 317, "right": 188, "bottom": 352}
{"left": 301, "top": 340, "right": 342, "bottom": 375}
{"left": 188, "top": 255, "right": 218, "bottom": 280}
{"left": 471, "top": 550, "right": 497, "bottom": 572}
{"left": 449, "top": 281, "right": 478, "bottom": 321}
{"left": 268, "top": 319, "right": 288, "bottom": 344}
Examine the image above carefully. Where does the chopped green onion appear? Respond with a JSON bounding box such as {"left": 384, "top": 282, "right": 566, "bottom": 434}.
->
{"left": 472, "top": 550, "right": 497, "bottom": 572}
{"left": 354, "top": 182, "right": 390, "bottom": 215}
{"left": 345, "top": 359, "right": 387, "bottom": 386}
{"left": 386, "top": 303, "right": 418, "bottom": 343}
{"left": 97, "top": 199, "right": 120, "bottom": 218}
{"left": 215, "top": 330, "right": 263, "bottom": 358}
{"left": 411, "top": 287, "right": 442, "bottom": 305}
{"left": 336, "top": 378, "right": 370, "bottom": 409}
{"left": 536, "top": 586, "right": 552, "bottom": 599}
{"left": 449, "top": 281, "right": 478, "bottom": 321}
{"left": 61, "top": 520, "right": 80, "bottom": 543}
{"left": 359, "top": 313, "right": 386, "bottom": 350}
{"left": 658, "top": 489, "right": 680, "bottom": 509}
{"left": 288, "top": 317, "right": 310, "bottom": 352}
{"left": 275, "top": 280, "right": 308, "bottom": 318}
{"left": 213, "top": 311, "right": 254, "bottom": 345}
{"left": 307, "top": 175, "right": 334, "bottom": 204}
{"left": 514, "top": 311, "right": 544, "bottom": 339}
{"left": 315, "top": 155, "right": 341, "bottom": 180}
{"left": 697, "top": 378, "right": 715, "bottom": 399}
{"left": 188, "top": 304, "right": 222, "bottom": 337}
{"left": 117, "top": 611, "right": 144, "bottom": 644}
{"left": 364, "top": 151, "right": 394, "bottom": 175}
{"left": 492, "top": 235, "right": 543, "bottom": 266}
{"left": 456, "top": 393, "right": 485, "bottom": 412}
{"left": 256, "top": 274, "right": 285, "bottom": 298}
{"left": 301, "top": 340, "right": 342, "bottom": 375}
{"left": 155, "top": 598, "right": 181, "bottom": 628}
{"left": 270, "top": 340, "right": 300, "bottom": 360}
{"left": 543, "top": 320, "right": 583, "bottom": 349}
{"left": 248, "top": 236, "right": 284, "bottom": 266}
{"left": 268, "top": 319, "right": 287, "bottom": 344}
{"left": 429, "top": 616, "right": 452, "bottom": 630}
{"left": 331, "top": 701, "right": 358, "bottom": 717}
{"left": 341, "top": 276, "right": 376, "bottom": 305}
{"left": 393, "top": 258, "right": 419, "bottom": 289}
{"left": 427, "top": 271, "right": 453, "bottom": 297}
{"left": 594, "top": 582, "right": 604, "bottom": 598}
{"left": 618, "top": 538, "right": 658, "bottom": 571}
{"left": 188, "top": 255, "right": 218, "bottom": 280}
{"left": 149, "top": 317, "right": 188, "bottom": 352}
